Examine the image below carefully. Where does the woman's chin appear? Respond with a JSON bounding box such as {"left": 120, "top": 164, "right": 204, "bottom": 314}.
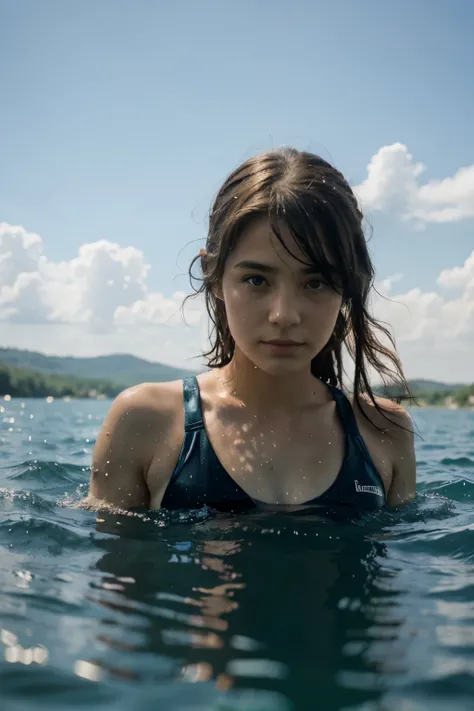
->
{"left": 248, "top": 354, "right": 311, "bottom": 377}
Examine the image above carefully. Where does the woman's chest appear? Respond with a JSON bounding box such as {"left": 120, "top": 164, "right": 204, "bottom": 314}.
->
{"left": 204, "top": 407, "right": 348, "bottom": 505}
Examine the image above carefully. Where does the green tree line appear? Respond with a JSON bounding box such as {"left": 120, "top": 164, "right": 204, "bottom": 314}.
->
{"left": 376, "top": 382, "right": 474, "bottom": 408}
{"left": 1, "top": 360, "right": 473, "bottom": 406}
{"left": 0, "top": 362, "right": 123, "bottom": 399}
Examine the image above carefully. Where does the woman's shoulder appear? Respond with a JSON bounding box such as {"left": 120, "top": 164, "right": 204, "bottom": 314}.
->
{"left": 92, "top": 379, "right": 186, "bottom": 483}
{"left": 351, "top": 391, "right": 414, "bottom": 437}
{"left": 106, "top": 379, "right": 185, "bottom": 425}
{"left": 86, "top": 380, "right": 186, "bottom": 511}
{"left": 102, "top": 380, "right": 183, "bottom": 435}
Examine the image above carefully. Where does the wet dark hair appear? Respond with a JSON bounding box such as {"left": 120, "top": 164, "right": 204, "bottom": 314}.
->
{"left": 187, "top": 147, "right": 414, "bottom": 430}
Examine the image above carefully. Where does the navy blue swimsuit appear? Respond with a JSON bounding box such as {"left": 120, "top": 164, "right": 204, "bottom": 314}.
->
{"left": 161, "top": 377, "right": 387, "bottom": 512}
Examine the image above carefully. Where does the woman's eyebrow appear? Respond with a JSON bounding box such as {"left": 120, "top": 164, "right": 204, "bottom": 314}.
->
{"left": 233, "top": 260, "right": 335, "bottom": 275}
{"left": 233, "top": 260, "right": 277, "bottom": 273}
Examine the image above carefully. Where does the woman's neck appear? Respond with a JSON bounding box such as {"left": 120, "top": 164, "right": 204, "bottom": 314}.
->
{"left": 216, "top": 348, "right": 332, "bottom": 414}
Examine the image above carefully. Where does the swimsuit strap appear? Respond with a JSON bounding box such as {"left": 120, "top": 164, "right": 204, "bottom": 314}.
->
{"left": 165, "top": 377, "right": 204, "bottom": 486}
{"left": 326, "top": 383, "right": 362, "bottom": 438}
{"left": 326, "top": 383, "right": 376, "bottom": 460}
{"left": 183, "top": 376, "right": 205, "bottom": 432}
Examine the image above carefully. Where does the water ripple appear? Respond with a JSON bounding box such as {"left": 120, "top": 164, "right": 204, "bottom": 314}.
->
{"left": 0, "top": 399, "right": 473, "bottom": 710}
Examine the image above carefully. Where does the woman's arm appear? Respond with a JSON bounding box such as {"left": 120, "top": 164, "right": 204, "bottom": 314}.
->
{"left": 386, "top": 407, "right": 416, "bottom": 508}
{"left": 86, "top": 386, "right": 158, "bottom": 510}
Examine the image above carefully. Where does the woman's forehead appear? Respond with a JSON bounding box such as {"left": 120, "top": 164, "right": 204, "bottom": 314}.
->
{"left": 230, "top": 216, "right": 334, "bottom": 269}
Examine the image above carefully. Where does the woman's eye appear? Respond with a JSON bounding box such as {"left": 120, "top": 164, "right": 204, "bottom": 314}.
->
{"left": 244, "top": 275, "right": 266, "bottom": 287}
{"left": 306, "top": 279, "right": 325, "bottom": 291}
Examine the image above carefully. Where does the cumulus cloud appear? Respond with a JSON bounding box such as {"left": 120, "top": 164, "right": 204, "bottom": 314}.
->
{"left": 0, "top": 222, "right": 204, "bottom": 337}
{"left": 115, "top": 291, "right": 203, "bottom": 328}
{"left": 373, "top": 249, "right": 474, "bottom": 355}
{"left": 355, "top": 143, "right": 474, "bottom": 225}
{"left": 47, "top": 240, "right": 151, "bottom": 330}
{"left": 437, "top": 251, "right": 474, "bottom": 294}
{"left": 0, "top": 223, "right": 43, "bottom": 286}
{"left": 0, "top": 272, "right": 51, "bottom": 323}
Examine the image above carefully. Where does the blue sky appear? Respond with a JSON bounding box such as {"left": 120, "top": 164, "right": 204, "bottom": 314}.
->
{"left": 1, "top": 0, "right": 473, "bottom": 380}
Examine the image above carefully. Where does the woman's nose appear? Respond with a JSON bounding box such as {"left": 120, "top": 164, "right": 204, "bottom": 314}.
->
{"left": 268, "top": 288, "right": 302, "bottom": 329}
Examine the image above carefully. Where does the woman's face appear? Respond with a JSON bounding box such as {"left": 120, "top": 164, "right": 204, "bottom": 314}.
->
{"left": 220, "top": 217, "right": 344, "bottom": 376}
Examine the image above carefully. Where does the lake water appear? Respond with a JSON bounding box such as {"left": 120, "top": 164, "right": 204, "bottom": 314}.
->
{"left": 0, "top": 398, "right": 473, "bottom": 711}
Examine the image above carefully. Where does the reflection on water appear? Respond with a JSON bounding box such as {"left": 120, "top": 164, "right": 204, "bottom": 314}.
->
{"left": 85, "top": 510, "right": 407, "bottom": 710}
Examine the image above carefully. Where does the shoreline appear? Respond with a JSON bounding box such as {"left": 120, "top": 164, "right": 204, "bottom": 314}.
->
{"left": 2, "top": 393, "right": 474, "bottom": 410}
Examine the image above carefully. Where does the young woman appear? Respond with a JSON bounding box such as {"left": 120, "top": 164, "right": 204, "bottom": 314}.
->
{"left": 87, "top": 148, "right": 416, "bottom": 513}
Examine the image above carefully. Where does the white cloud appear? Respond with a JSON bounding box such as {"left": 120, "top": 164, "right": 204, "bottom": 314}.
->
{"left": 437, "top": 251, "right": 474, "bottom": 294}
{"left": 0, "top": 272, "right": 51, "bottom": 323}
{"left": 49, "top": 240, "right": 151, "bottom": 330}
{"left": 115, "top": 291, "right": 201, "bottom": 327}
{"left": 0, "top": 223, "right": 43, "bottom": 286}
{"left": 0, "top": 222, "right": 206, "bottom": 366}
{"left": 378, "top": 272, "right": 403, "bottom": 294}
{"left": 355, "top": 143, "right": 474, "bottom": 225}
{"left": 372, "top": 250, "right": 474, "bottom": 381}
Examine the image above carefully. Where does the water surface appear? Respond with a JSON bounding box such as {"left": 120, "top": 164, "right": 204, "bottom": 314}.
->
{"left": 1, "top": 398, "right": 473, "bottom": 710}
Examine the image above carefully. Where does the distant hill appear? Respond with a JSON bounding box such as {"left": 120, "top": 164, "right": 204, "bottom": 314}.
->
{"left": 0, "top": 362, "right": 123, "bottom": 399}
{"left": 373, "top": 378, "right": 467, "bottom": 396}
{"left": 0, "top": 347, "right": 469, "bottom": 395}
{"left": 0, "top": 347, "right": 472, "bottom": 404}
{"left": 0, "top": 347, "right": 201, "bottom": 388}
